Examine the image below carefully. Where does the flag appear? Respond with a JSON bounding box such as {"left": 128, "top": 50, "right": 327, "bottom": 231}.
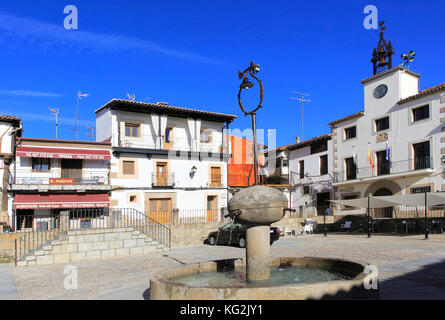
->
{"left": 386, "top": 142, "right": 392, "bottom": 168}
{"left": 368, "top": 143, "right": 374, "bottom": 173}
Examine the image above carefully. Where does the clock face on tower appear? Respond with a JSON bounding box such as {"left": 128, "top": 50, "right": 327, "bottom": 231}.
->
{"left": 373, "top": 84, "right": 388, "bottom": 99}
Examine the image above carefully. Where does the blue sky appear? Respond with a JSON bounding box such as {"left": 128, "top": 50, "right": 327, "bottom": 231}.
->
{"left": 0, "top": 0, "right": 444, "bottom": 147}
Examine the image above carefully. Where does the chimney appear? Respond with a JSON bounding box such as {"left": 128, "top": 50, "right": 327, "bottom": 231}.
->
{"left": 295, "top": 137, "right": 301, "bottom": 144}
{"left": 156, "top": 102, "right": 169, "bottom": 106}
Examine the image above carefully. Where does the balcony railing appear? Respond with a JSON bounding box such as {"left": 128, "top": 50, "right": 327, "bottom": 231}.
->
{"left": 151, "top": 173, "right": 175, "bottom": 187}
{"left": 118, "top": 134, "right": 227, "bottom": 153}
{"left": 12, "top": 169, "right": 109, "bottom": 185}
{"left": 334, "top": 157, "right": 432, "bottom": 183}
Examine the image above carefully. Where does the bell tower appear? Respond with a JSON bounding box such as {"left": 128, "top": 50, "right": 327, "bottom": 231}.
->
{"left": 371, "top": 21, "right": 394, "bottom": 75}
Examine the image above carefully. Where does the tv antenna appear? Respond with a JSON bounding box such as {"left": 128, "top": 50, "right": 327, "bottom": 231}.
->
{"left": 86, "top": 126, "right": 94, "bottom": 141}
{"left": 126, "top": 93, "right": 136, "bottom": 101}
{"left": 290, "top": 92, "right": 311, "bottom": 141}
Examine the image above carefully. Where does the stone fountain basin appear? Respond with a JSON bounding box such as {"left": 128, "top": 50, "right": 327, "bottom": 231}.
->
{"left": 150, "top": 257, "right": 378, "bottom": 300}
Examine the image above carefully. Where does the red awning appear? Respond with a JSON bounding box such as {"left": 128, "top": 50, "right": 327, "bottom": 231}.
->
{"left": 14, "top": 194, "right": 110, "bottom": 210}
{"left": 16, "top": 146, "right": 111, "bottom": 160}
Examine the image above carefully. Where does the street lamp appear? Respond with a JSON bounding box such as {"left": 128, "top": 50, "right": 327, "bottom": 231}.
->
{"left": 237, "top": 61, "right": 263, "bottom": 185}
{"left": 49, "top": 107, "right": 59, "bottom": 139}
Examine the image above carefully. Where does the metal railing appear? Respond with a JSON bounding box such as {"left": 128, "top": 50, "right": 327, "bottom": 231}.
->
{"left": 151, "top": 173, "right": 175, "bottom": 187}
{"left": 334, "top": 157, "right": 432, "bottom": 183}
{"left": 12, "top": 169, "right": 109, "bottom": 185}
{"left": 15, "top": 215, "right": 67, "bottom": 265}
{"left": 174, "top": 208, "right": 224, "bottom": 224}
{"left": 119, "top": 134, "right": 229, "bottom": 153}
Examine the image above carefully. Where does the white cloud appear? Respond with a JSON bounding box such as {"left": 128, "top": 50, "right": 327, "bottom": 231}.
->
{"left": 0, "top": 110, "right": 94, "bottom": 127}
{"left": 0, "top": 90, "right": 64, "bottom": 98}
{"left": 0, "top": 10, "right": 221, "bottom": 64}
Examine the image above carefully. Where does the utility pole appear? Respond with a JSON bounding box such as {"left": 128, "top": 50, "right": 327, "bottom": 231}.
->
{"left": 76, "top": 92, "right": 90, "bottom": 141}
{"left": 49, "top": 107, "right": 60, "bottom": 139}
{"left": 291, "top": 92, "right": 311, "bottom": 141}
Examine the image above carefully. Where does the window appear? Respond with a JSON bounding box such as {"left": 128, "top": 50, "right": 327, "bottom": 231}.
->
{"left": 299, "top": 160, "right": 304, "bottom": 179}
{"left": 410, "top": 186, "right": 431, "bottom": 194}
{"left": 123, "top": 160, "right": 135, "bottom": 175}
{"left": 165, "top": 128, "right": 172, "bottom": 143}
{"left": 413, "top": 141, "right": 430, "bottom": 170}
{"left": 303, "top": 186, "right": 310, "bottom": 195}
{"left": 200, "top": 130, "right": 212, "bottom": 143}
{"left": 125, "top": 123, "right": 140, "bottom": 137}
{"left": 375, "top": 116, "right": 389, "bottom": 132}
{"left": 345, "top": 157, "right": 356, "bottom": 180}
{"left": 344, "top": 126, "right": 356, "bottom": 140}
{"left": 282, "top": 159, "right": 288, "bottom": 167}
{"left": 376, "top": 150, "right": 390, "bottom": 176}
{"left": 129, "top": 195, "right": 137, "bottom": 203}
{"left": 32, "top": 158, "right": 51, "bottom": 172}
{"left": 412, "top": 105, "right": 429, "bottom": 122}
{"left": 320, "top": 155, "right": 328, "bottom": 175}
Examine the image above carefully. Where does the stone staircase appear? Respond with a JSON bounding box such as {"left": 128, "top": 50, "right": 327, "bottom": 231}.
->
{"left": 17, "top": 227, "right": 169, "bottom": 267}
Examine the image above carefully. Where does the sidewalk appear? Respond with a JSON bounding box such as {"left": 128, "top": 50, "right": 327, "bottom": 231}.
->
{"left": 0, "top": 264, "right": 20, "bottom": 300}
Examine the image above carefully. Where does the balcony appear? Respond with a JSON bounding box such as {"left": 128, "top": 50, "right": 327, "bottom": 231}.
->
{"left": 333, "top": 157, "right": 433, "bottom": 185}
{"left": 11, "top": 169, "right": 110, "bottom": 191}
{"left": 151, "top": 173, "right": 175, "bottom": 187}
{"left": 118, "top": 134, "right": 229, "bottom": 154}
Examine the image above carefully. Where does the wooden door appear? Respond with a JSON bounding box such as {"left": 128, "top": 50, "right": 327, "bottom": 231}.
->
{"left": 149, "top": 198, "right": 171, "bottom": 224}
{"left": 156, "top": 163, "right": 168, "bottom": 186}
{"left": 207, "top": 196, "right": 217, "bottom": 222}
{"left": 210, "top": 167, "right": 221, "bottom": 187}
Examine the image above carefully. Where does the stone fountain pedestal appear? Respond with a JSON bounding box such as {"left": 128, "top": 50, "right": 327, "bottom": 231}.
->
{"left": 228, "top": 185, "right": 288, "bottom": 282}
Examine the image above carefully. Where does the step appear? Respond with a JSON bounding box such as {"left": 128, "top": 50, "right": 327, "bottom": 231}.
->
{"left": 25, "top": 255, "right": 36, "bottom": 262}
{"left": 42, "top": 245, "right": 52, "bottom": 251}
{"left": 16, "top": 261, "right": 28, "bottom": 267}
{"left": 34, "top": 250, "right": 45, "bottom": 256}
{"left": 51, "top": 240, "right": 61, "bottom": 246}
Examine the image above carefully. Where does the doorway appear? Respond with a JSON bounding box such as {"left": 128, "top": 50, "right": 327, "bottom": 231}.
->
{"left": 149, "top": 198, "right": 171, "bottom": 224}
{"left": 156, "top": 162, "right": 168, "bottom": 186}
{"left": 61, "top": 159, "right": 83, "bottom": 183}
{"left": 316, "top": 192, "right": 331, "bottom": 216}
{"left": 207, "top": 196, "right": 218, "bottom": 222}
{"left": 374, "top": 188, "right": 393, "bottom": 218}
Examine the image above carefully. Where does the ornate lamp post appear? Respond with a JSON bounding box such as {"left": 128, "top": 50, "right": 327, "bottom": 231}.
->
{"left": 237, "top": 61, "right": 263, "bottom": 185}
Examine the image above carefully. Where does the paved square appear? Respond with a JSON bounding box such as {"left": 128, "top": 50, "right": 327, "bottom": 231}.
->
{"left": 3, "top": 234, "right": 445, "bottom": 300}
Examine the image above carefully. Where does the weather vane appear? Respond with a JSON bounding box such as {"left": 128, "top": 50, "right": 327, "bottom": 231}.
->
{"left": 237, "top": 61, "right": 263, "bottom": 185}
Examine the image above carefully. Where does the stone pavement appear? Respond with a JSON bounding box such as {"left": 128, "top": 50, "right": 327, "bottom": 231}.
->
{"left": 0, "top": 264, "right": 20, "bottom": 300}
{"left": 3, "top": 234, "right": 445, "bottom": 300}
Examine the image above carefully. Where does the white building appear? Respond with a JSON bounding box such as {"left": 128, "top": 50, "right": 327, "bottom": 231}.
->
{"left": 0, "top": 115, "right": 22, "bottom": 226}
{"left": 329, "top": 29, "right": 445, "bottom": 217}
{"left": 288, "top": 134, "right": 333, "bottom": 217}
{"left": 95, "top": 99, "right": 236, "bottom": 223}
{"left": 10, "top": 138, "right": 111, "bottom": 230}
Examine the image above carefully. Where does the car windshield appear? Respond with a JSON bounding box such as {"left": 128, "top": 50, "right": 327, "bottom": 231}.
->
{"left": 220, "top": 222, "right": 244, "bottom": 231}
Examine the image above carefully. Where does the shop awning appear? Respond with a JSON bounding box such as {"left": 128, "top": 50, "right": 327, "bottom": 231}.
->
{"left": 14, "top": 194, "right": 110, "bottom": 209}
{"left": 16, "top": 146, "right": 111, "bottom": 160}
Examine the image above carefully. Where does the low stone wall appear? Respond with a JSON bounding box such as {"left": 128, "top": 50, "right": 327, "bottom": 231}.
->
{"left": 0, "top": 233, "right": 20, "bottom": 253}
{"left": 170, "top": 220, "right": 230, "bottom": 247}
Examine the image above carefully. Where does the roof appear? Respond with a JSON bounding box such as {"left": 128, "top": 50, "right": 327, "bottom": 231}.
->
{"left": 398, "top": 83, "right": 445, "bottom": 105}
{"left": 287, "top": 133, "right": 332, "bottom": 151}
{"left": 0, "top": 115, "right": 21, "bottom": 124}
{"left": 264, "top": 144, "right": 291, "bottom": 155}
{"left": 361, "top": 66, "right": 421, "bottom": 84}
{"left": 95, "top": 99, "right": 237, "bottom": 123}
{"left": 328, "top": 111, "right": 364, "bottom": 127}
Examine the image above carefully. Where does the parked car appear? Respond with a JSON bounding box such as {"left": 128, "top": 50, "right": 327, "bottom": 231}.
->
{"left": 206, "top": 222, "right": 280, "bottom": 248}
{"left": 0, "top": 222, "right": 12, "bottom": 233}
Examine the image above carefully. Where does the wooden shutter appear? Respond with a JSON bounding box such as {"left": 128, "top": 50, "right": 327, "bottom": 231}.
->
{"left": 123, "top": 161, "right": 135, "bottom": 175}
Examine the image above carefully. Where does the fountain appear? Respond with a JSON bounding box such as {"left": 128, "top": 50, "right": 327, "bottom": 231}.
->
{"left": 149, "top": 62, "right": 378, "bottom": 300}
